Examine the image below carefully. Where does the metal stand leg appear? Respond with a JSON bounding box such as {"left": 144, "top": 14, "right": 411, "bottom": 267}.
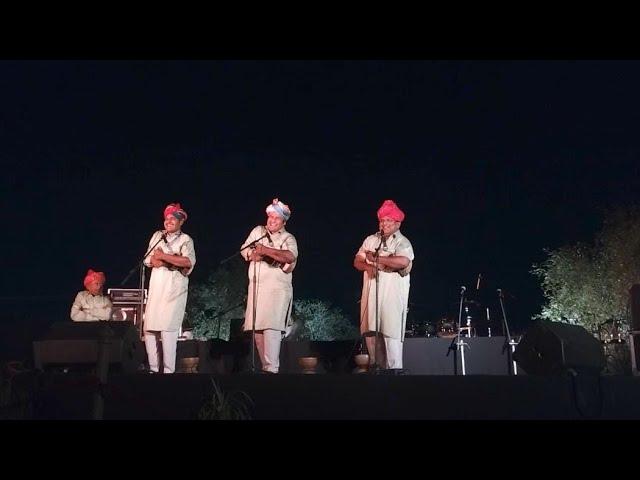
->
{"left": 454, "top": 286, "right": 469, "bottom": 376}
{"left": 457, "top": 336, "right": 469, "bottom": 375}
{"left": 509, "top": 339, "right": 519, "bottom": 375}
{"left": 630, "top": 332, "right": 640, "bottom": 376}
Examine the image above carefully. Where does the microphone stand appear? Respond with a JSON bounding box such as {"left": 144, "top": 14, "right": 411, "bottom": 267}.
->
{"left": 370, "top": 234, "right": 384, "bottom": 373}
{"left": 497, "top": 289, "right": 518, "bottom": 375}
{"left": 220, "top": 232, "right": 270, "bottom": 265}
{"left": 120, "top": 231, "right": 165, "bottom": 286}
{"left": 227, "top": 231, "right": 270, "bottom": 374}
{"left": 250, "top": 257, "right": 259, "bottom": 373}
{"left": 448, "top": 286, "right": 469, "bottom": 375}
{"left": 119, "top": 231, "right": 165, "bottom": 340}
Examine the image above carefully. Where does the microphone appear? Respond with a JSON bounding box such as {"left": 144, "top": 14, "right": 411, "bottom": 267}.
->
{"left": 497, "top": 288, "right": 503, "bottom": 298}
{"left": 476, "top": 273, "right": 482, "bottom": 290}
{"left": 374, "top": 230, "right": 384, "bottom": 253}
{"left": 252, "top": 228, "right": 272, "bottom": 247}
{"left": 460, "top": 286, "right": 466, "bottom": 295}
{"left": 249, "top": 229, "right": 272, "bottom": 251}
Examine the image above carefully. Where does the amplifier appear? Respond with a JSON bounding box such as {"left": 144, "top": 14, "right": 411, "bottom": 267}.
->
{"left": 108, "top": 288, "right": 147, "bottom": 305}
{"left": 112, "top": 306, "right": 140, "bottom": 322}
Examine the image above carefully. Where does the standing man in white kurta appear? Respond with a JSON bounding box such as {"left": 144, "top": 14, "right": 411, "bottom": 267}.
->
{"left": 143, "top": 203, "right": 196, "bottom": 374}
{"left": 354, "top": 199, "right": 414, "bottom": 371}
{"left": 241, "top": 198, "right": 298, "bottom": 373}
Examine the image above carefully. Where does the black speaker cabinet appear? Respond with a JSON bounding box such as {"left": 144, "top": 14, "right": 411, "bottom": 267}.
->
{"left": 513, "top": 320, "right": 605, "bottom": 375}
{"left": 33, "top": 321, "right": 143, "bottom": 373}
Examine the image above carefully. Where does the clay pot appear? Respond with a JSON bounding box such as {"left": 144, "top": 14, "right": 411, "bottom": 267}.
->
{"left": 298, "top": 356, "right": 319, "bottom": 374}
{"left": 354, "top": 353, "right": 370, "bottom": 373}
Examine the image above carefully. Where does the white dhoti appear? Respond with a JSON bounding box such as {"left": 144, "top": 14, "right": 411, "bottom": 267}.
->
{"left": 144, "top": 330, "right": 180, "bottom": 373}
{"left": 255, "top": 329, "right": 283, "bottom": 373}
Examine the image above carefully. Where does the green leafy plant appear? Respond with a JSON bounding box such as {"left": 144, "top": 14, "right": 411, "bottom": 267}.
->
{"left": 186, "top": 257, "right": 246, "bottom": 341}
{"left": 532, "top": 205, "right": 640, "bottom": 332}
{"left": 197, "top": 378, "right": 253, "bottom": 420}
{"left": 290, "top": 299, "right": 359, "bottom": 341}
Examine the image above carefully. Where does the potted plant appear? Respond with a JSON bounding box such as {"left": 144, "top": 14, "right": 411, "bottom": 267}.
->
{"left": 297, "top": 356, "right": 319, "bottom": 374}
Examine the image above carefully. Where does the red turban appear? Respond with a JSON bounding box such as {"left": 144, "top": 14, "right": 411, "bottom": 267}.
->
{"left": 164, "top": 203, "right": 188, "bottom": 221}
{"left": 377, "top": 199, "right": 405, "bottom": 222}
{"left": 83, "top": 269, "right": 106, "bottom": 288}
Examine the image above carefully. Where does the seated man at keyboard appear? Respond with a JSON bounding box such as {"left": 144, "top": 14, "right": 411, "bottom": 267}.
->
{"left": 70, "top": 269, "right": 113, "bottom": 321}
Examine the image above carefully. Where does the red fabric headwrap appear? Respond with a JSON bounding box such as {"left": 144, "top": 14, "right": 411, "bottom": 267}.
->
{"left": 376, "top": 199, "right": 405, "bottom": 222}
{"left": 164, "top": 203, "right": 188, "bottom": 221}
{"left": 83, "top": 269, "right": 106, "bottom": 288}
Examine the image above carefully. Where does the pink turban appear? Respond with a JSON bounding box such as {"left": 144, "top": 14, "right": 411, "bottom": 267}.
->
{"left": 83, "top": 269, "right": 106, "bottom": 288}
{"left": 377, "top": 199, "right": 405, "bottom": 222}
{"left": 266, "top": 198, "right": 291, "bottom": 221}
{"left": 164, "top": 203, "right": 188, "bottom": 221}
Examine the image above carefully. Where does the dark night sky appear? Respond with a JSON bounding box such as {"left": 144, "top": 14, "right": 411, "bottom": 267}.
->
{"left": 3, "top": 60, "right": 640, "bottom": 332}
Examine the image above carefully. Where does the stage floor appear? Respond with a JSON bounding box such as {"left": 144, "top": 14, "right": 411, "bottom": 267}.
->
{"left": 19, "top": 371, "right": 640, "bottom": 420}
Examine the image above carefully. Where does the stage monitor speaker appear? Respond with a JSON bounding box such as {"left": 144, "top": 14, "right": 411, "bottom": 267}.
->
{"left": 33, "top": 321, "right": 143, "bottom": 373}
{"left": 513, "top": 320, "right": 605, "bottom": 375}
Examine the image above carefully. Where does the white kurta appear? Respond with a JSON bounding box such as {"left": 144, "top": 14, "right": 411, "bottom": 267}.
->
{"left": 242, "top": 225, "right": 298, "bottom": 332}
{"left": 70, "top": 291, "right": 113, "bottom": 321}
{"left": 143, "top": 230, "right": 196, "bottom": 332}
{"left": 357, "top": 231, "right": 414, "bottom": 340}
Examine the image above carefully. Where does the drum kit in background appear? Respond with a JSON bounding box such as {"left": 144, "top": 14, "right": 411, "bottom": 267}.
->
{"left": 405, "top": 273, "right": 515, "bottom": 338}
{"left": 405, "top": 278, "right": 519, "bottom": 376}
{"left": 596, "top": 319, "right": 626, "bottom": 345}
{"left": 595, "top": 319, "right": 629, "bottom": 375}
{"left": 406, "top": 299, "right": 501, "bottom": 338}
